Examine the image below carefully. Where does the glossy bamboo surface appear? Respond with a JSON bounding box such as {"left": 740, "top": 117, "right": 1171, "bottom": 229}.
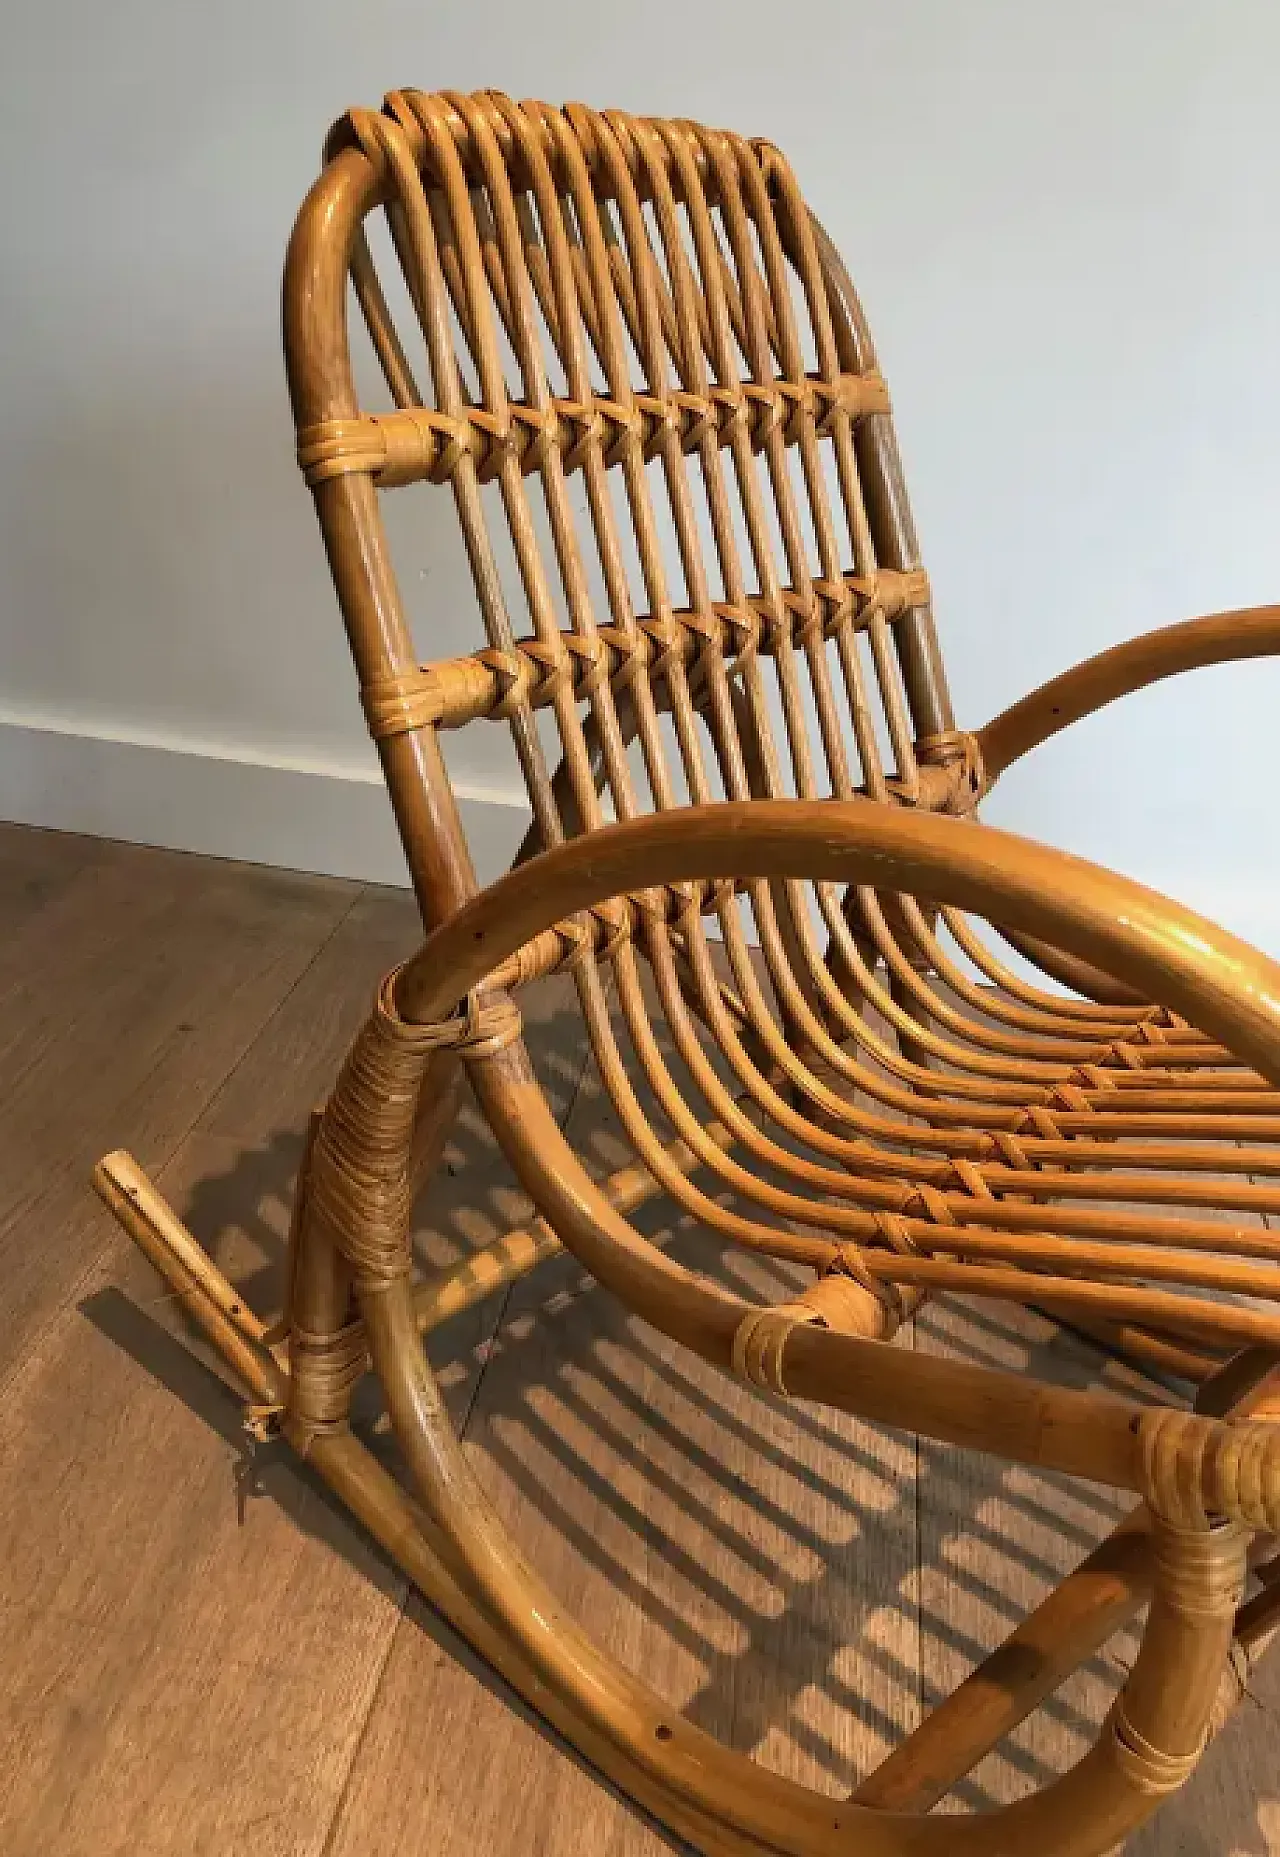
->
{"left": 93, "top": 85, "right": 1280, "bottom": 1855}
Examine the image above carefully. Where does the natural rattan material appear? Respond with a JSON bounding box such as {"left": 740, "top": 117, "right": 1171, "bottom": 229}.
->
{"left": 94, "top": 88, "right": 1280, "bottom": 1855}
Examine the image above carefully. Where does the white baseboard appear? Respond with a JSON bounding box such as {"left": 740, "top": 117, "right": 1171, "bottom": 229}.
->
{"left": 2, "top": 712, "right": 1277, "bottom": 965}
{"left": 0, "top": 711, "right": 531, "bottom": 888}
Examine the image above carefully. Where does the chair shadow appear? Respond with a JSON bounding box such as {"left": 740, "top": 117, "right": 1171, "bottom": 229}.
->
{"left": 81, "top": 982, "right": 1280, "bottom": 1854}
{"left": 77, "top": 1284, "right": 694, "bottom": 1856}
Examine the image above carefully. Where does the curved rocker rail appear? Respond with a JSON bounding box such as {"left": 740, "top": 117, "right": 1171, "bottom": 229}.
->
{"left": 94, "top": 83, "right": 1280, "bottom": 1856}
{"left": 98, "top": 803, "right": 1280, "bottom": 1856}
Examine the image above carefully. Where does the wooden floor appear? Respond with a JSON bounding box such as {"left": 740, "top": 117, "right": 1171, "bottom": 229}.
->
{"left": 0, "top": 821, "right": 1276, "bottom": 1856}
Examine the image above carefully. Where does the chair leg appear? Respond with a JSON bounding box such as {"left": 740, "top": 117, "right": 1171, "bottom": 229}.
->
{"left": 93, "top": 1127, "right": 1280, "bottom": 1856}
{"left": 851, "top": 1508, "right": 1155, "bottom": 1813}
{"left": 852, "top": 1346, "right": 1280, "bottom": 1814}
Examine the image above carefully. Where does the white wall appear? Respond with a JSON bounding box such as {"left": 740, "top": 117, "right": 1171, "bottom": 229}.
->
{"left": 1, "top": 2, "right": 1278, "bottom": 930}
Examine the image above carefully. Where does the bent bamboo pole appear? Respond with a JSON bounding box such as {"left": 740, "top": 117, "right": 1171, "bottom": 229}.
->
{"left": 95, "top": 1130, "right": 1273, "bottom": 1850}
{"left": 978, "top": 604, "right": 1280, "bottom": 782}
{"left": 412, "top": 1118, "right": 734, "bottom": 1336}
{"left": 93, "top": 1151, "right": 287, "bottom": 1406}
{"left": 396, "top": 802, "right": 1280, "bottom": 1095}
{"left": 363, "top": 1264, "right": 1245, "bottom": 1856}
{"left": 852, "top": 1349, "right": 1280, "bottom": 1812}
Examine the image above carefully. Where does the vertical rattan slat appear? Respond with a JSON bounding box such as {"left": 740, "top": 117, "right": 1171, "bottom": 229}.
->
{"left": 90, "top": 88, "right": 1280, "bottom": 1857}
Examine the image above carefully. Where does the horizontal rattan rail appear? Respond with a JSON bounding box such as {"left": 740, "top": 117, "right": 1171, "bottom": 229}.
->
{"left": 95, "top": 86, "right": 1280, "bottom": 1856}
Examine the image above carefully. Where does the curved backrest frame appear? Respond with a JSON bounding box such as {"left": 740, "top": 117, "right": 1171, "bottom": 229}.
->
{"left": 283, "top": 90, "right": 954, "bottom": 928}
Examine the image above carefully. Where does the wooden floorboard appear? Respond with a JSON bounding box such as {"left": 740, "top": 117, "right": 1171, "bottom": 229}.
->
{"left": 0, "top": 840, "right": 386, "bottom": 1856}
{"left": 325, "top": 979, "right": 920, "bottom": 1856}
{"left": 913, "top": 1297, "right": 1149, "bottom": 1814}
{"left": 0, "top": 824, "right": 108, "bottom": 946}
{"left": 0, "top": 830, "right": 361, "bottom": 1377}
{"left": 0, "top": 840, "right": 590, "bottom": 1857}
{"left": 0, "top": 1279, "right": 404, "bottom": 1857}
{"left": 1, "top": 824, "right": 1277, "bottom": 1854}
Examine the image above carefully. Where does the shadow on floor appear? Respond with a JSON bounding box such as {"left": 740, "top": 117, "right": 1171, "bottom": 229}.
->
{"left": 81, "top": 983, "right": 1279, "bottom": 1853}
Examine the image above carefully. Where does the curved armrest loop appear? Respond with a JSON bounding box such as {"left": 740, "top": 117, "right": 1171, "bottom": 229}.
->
{"left": 978, "top": 603, "right": 1280, "bottom": 782}
{"left": 391, "top": 798, "right": 1280, "bottom": 1097}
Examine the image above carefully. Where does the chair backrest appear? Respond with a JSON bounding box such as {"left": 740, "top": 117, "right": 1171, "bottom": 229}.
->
{"left": 285, "top": 89, "right": 958, "bottom": 930}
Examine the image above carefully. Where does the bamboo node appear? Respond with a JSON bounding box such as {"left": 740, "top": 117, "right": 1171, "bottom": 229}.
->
{"left": 1150, "top": 1515, "right": 1249, "bottom": 1622}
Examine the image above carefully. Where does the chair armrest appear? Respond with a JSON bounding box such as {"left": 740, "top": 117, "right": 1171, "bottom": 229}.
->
{"left": 395, "top": 799, "right": 1280, "bottom": 1088}
{"left": 977, "top": 603, "right": 1280, "bottom": 782}
{"left": 374, "top": 800, "right": 1280, "bottom": 1533}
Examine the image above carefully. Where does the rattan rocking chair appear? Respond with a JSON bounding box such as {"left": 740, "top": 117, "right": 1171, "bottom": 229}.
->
{"left": 94, "top": 90, "right": 1280, "bottom": 1854}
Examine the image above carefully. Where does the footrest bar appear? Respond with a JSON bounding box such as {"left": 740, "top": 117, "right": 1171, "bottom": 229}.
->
{"left": 92, "top": 1149, "right": 286, "bottom": 1407}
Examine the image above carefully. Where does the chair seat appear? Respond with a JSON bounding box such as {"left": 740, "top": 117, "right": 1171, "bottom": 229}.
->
{"left": 93, "top": 86, "right": 1280, "bottom": 1857}
{"left": 489, "top": 897, "right": 1280, "bottom": 1380}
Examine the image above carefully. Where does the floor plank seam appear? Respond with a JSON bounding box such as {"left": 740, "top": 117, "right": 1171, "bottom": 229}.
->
{"left": 314, "top": 1585, "right": 414, "bottom": 1857}
{"left": 0, "top": 884, "right": 366, "bottom": 1405}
